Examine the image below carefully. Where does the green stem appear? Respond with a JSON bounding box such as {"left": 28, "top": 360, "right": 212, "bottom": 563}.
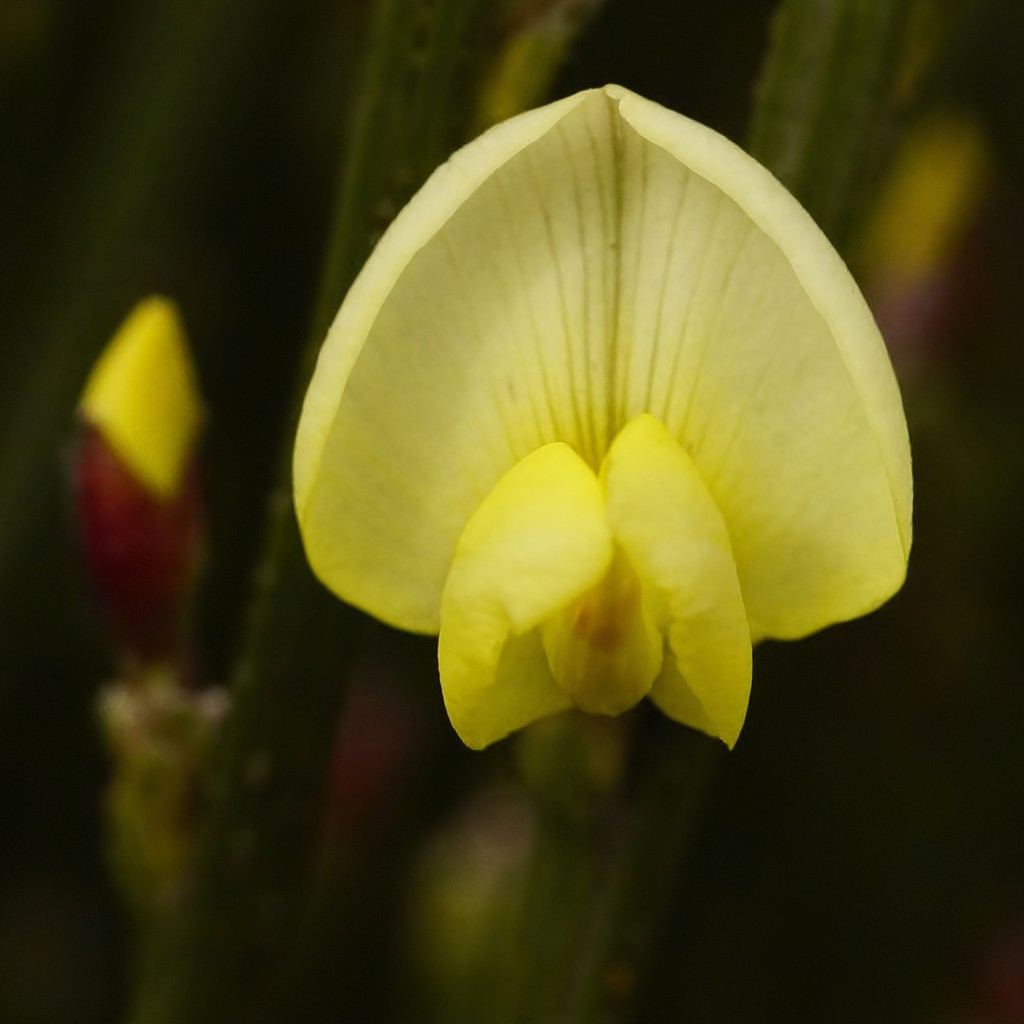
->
{"left": 557, "top": 726, "right": 717, "bottom": 1023}
{"left": 499, "top": 716, "right": 719, "bottom": 1024}
{"left": 748, "top": 0, "right": 917, "bottom": 249}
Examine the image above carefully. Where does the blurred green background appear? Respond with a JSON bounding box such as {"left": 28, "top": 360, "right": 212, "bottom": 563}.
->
{"left": 2, "top": 1, "right": 1024, "bottom": 1022}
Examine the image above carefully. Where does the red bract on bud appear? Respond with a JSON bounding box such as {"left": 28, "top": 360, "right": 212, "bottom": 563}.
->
{"left": 74, "top": 423, "right": 203, "bottom": 664}
{"left": 74, "top": 297, "right": 205, "bottom": 667}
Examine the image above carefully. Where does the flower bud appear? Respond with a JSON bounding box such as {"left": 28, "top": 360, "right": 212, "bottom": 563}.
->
{"left": 74, "top": 297, "right": 204, "bottom": 665}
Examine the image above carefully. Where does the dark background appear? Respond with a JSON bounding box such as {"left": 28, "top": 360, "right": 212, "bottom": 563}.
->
{"left": 1, "top": 1, "right": 1023, "bottom": 1021}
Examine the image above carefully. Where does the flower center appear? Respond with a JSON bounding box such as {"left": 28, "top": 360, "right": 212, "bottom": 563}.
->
{"left": 541, "top": 546, "right": 663, "bottom": 715}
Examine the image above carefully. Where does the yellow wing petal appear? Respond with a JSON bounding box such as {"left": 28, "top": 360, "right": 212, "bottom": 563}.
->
{"left": 603, "top": 415, "right": 751, "bottom": 747}
{"left": 438, "top": 441, "right": 612, "bottom": 749}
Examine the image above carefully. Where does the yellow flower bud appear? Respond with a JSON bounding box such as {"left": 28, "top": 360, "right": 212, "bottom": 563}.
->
{"left": 76, "top": 297, "right": 205, "bottom": 663}
{"left": 80, "top": 296, "right": 203, "bottom": 500}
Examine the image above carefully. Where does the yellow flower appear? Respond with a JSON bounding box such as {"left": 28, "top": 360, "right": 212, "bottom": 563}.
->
{"left": 294, "top": 85, "right": 912, "bottom": 750}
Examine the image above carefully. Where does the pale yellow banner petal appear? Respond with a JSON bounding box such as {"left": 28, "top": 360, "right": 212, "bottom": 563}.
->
{"left": 295, "top": 84, "right": 912, "bottom": 649}
{"left": 603, "top": 415, "right": 751, "bottom": 747}
{"left": 438, "top": 442, "right": 612, "bottom": 748}
{"left": 608, "top": 84, "right": 911, "bottom": 639}
{"left": 294, "top": 90, "right": 611, "bottom": 632}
